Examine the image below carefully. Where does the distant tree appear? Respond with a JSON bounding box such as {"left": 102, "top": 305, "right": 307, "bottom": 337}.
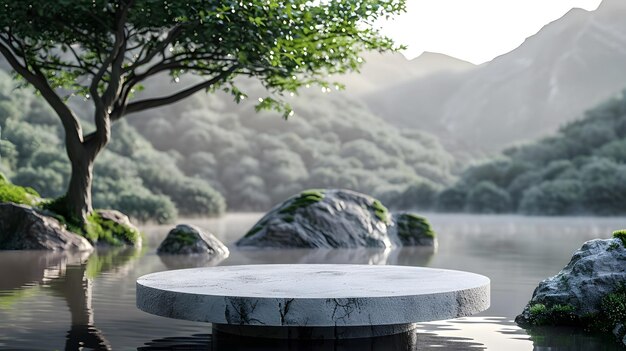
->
{"left": 466, "top": 181, "right": 511, "bottom": 214}
{"left": 0, "top": 0, "right": 405, "bottom": 224}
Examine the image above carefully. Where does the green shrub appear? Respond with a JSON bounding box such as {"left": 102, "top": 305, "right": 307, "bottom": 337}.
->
{"left": 466, "top": 181, "right": 511, "bottom": 214}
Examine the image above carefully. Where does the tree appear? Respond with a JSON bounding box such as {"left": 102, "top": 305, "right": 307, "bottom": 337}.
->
{"left": 0, "top": 0, "right": 405, "bottom": 224}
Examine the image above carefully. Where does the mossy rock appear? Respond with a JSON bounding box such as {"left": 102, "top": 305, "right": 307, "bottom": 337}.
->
{"left": 391, "top": 213, "right": 436, "bottom": 246}
{"left": 158, "top": 224, "right": 229, "bottom": 256}
{"left": 238, "top": 189, "right": 434, "bottom": 248}
{"left": 87, "top": 210, "right": 142, "bottom": 247}
{"left": 516, "top": 238, "right": 626, "bottom": 347}
{"left": 0, "top": 174, "right": 40, "bottom": 206}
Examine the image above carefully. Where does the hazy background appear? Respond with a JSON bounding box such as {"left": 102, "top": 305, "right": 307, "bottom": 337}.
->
{"left": 1, "top": 0, "right": 626, "bottom": 221}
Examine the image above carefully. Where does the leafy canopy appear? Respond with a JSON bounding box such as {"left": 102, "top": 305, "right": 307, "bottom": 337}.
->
{"left": 0, "top": 0, "right": 405, "bottom": 118}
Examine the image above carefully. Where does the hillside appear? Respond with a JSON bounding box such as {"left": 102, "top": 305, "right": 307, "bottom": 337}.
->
{"left": 437, "top": 90, "right": 626, "bottom": 215}
{"left": 0, "top": 71, "right": 225, "bottom": 223}
{"left": 367, "top": 0, "right": 626, "bottom": 154}
{"left": 126, "top": 78, "right": 458, "bottom": 211}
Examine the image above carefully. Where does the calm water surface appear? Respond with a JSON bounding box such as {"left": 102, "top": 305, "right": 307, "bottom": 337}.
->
{"left": 0, "top": 213, "right": 624, "bottom": 350}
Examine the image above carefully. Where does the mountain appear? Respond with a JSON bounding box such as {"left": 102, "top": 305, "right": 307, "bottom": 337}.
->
{"left": 333, "top": 51, "right": 475, "bottom": 94}
{"left": 366, "top": 0, "right": 626, "bottom": 154}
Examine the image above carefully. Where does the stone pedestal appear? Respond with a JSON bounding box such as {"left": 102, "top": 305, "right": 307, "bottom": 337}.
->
{"left": 137, "top": 264, "right": 490, "bottom": 340}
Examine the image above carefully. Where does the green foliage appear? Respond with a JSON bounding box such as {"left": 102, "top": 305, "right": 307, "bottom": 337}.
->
{"left": 526, "top": 303, "right": 579, "bottom": 326}
{"left": 466, "top": 181, "right": 511, "bottom": 214}
{"left": 440, "top": 90, "right": 626, "bottom": 216}
{"left": 519, "top": 180, "right": 582, "bottom": 215}
{"left": 0, "top": 71, "right": 221, "bottom": 222}
{"left": 436, "top": 187, "right": 467, "bottom": 212}
{"left": 0, "top": 173, "right": 39, "bottom": 206}
{"left": 612, "top": 230, "right": 626, "bottom": 246}
{"left": 0, "top": 0, "right": 406, "bottom": 116}
{"left": 130, "top": 81, "right": 456, "bottom": 211}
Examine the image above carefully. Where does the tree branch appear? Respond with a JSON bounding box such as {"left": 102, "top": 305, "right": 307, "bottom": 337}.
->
{"left": 0, "top": 38, "right": 83, "bottom": 150}
{"left": 114, "top": 65, "right": 237, "bottom": 119}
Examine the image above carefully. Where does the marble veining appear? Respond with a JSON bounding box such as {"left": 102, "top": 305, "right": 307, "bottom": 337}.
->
{"left": 137, "top": 264, "right": 490, "bottom": 329}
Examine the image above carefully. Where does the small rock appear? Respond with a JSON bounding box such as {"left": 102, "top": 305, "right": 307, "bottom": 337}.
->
{"left": 390, "top": 212, "right": 437, "bottom": 247}
{"left": 0, "top": 203, "right": 93, "bottom": 251}
{"left": 157, "top": 224, "right": 229, "bottom": 257}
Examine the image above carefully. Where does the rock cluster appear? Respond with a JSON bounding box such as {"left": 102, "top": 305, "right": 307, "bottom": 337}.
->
{"left": 236, "top": 189, "right": 435, "bottom": 249}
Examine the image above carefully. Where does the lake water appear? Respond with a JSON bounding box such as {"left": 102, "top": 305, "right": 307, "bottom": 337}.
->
{"left": 0, "top": 213, "right": 624, "bottom": 350}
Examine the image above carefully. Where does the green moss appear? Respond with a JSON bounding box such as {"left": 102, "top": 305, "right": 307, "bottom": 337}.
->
{"left": 612, "top": 230, "right": 626, "bottom": 246}
{"left": 84, "top": 212, "right": 141, "bottom": 246}
{"left": 600, "top": 284, "right": 626, "bottom": 329}
{"left": 170, "top": 229, "right": 198, "bottom": 245}
{"left": 526, "top": 303, "right": 578, "bottom": 326}
{"left": 0, "top": 174, "right": 40, "bottom": 206}
{"left": 40, "top": 198, "right": 141, "bottom": 246}
{"left": 395, "top": 213, "right": 435, "bottom": 239}
{"left": 371, "top": 199, "right": 390, "bottom": 224}
{"left": 279, "top": 189, "right": 325, "bottom": 215}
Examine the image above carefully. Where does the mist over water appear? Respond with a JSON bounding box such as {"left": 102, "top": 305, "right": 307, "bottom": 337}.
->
{"left": 1, "top": 213, "right": 624, "bottom": 350}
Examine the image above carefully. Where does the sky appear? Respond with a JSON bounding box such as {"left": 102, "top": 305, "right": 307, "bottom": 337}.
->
{"left": 379, "top": 0, "right": 603, "bottom": 64}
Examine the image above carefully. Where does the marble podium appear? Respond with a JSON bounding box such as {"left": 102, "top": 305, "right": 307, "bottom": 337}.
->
{"left": 136, "top": 264, "right": 490, "bottom": 339}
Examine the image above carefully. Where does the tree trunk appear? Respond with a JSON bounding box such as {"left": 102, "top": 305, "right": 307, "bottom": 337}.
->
{"left": 65, "top": 155, "right": 96, "bottom": 224}
{"left": 57, "top": 133, "right": 107, "bottom": 226}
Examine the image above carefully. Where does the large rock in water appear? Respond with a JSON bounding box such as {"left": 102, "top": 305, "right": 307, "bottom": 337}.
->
{"left": 516, "top": 237, "right": 626, "bottom": 345}
{"left": 236, "top": 189, "right": 435, "bottom": 249}
{"left": 0, "top": 203, "right": 93, "bottom": 251}
{"left": 157, "top": 224, "right": 229, "bottom": 257}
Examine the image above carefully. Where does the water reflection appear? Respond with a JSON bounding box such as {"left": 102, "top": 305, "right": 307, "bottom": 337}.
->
{"left": 137, "top": 329, "right": 490, "bottom": 351}
{"left": 0, "top": 247, "right": 142, "bottom": 351}
{"left": 230, "top": 246, "right": 435, "bottom": 266}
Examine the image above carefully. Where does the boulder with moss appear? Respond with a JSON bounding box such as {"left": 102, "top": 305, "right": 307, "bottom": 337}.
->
{"left": 390, "top": 212, "right": 436, "bottom": 247}
{"left": 157, "top": 224, "right": 229, "bottom": 257}
{"left": 236, "top": 189, "right": 436, "bottom": 249}
{"left": 0, "top": 203, "right": 93, "bottom": 251}
{"left": 516, "top": 232, "right": 626, "bottom": 346}
{"left": 89, "top": 210, "right": 142, "bottom": 247}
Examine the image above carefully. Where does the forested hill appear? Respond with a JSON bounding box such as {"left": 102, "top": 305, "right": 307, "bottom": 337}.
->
{"left": 0, "top": 70, "right": 458, "bottom": 220}
{"left": 0, "top": 70, "right": 224, "bottom": 223}
{"left": 438, "top": 91, "right": 626, "bottom": 215}
{"left": 127, "top": 78, "right": 457, "bottom": 211}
